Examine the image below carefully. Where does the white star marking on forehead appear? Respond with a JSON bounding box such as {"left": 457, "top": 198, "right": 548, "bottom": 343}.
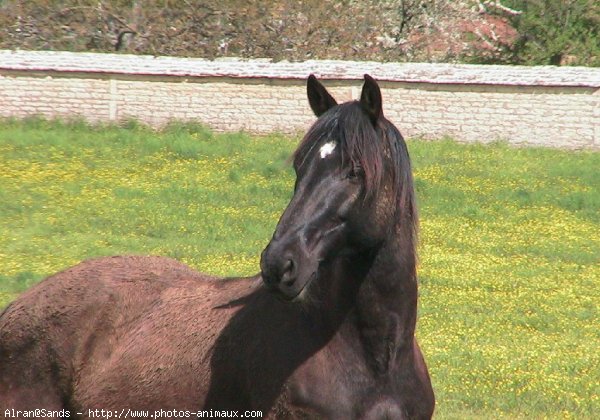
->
{"left": 319, "top": 141, "right": 337, "bottom": 159}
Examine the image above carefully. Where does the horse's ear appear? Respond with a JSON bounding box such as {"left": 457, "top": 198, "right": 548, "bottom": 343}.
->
{"left": 360, "top": 74, "right": 383, "bottom": 125}
{"left": 307, "top": 74, "right": 337, "bottom": 117}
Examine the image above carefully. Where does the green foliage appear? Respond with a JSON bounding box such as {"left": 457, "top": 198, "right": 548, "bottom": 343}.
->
{"left": 504, "top": 0, "right": 600, "bottom": 65}
{"left": 0, "top": 119, "right": 599, "bottom": 417}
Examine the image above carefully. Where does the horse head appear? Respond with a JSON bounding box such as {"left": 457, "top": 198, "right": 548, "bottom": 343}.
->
{"left": 260, "top": 74, "right": 416, "bottom": 302}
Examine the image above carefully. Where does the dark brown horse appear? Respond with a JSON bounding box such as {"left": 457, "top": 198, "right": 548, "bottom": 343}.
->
{"left": 0, "top": 75, "right": 434, "bottom": 419}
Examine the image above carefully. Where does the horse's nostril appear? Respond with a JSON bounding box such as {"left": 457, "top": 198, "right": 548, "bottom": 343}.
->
{"left": 281, "top": 259, "right": 296, "bottom": 287}
{"left": 283, "top": 259, "right": 294, "bottom": 275}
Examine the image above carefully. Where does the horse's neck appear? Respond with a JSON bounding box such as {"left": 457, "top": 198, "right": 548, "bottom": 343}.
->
{"left": 355, "top": 227, "right": 418, "bottom": 374}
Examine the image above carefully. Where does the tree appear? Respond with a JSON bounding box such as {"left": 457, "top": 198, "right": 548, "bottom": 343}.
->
{"left": 0, "top": 0, "right": 597, "bottom": 66}
{"left": 502, "top": 0, "right": 600, "bottom": 65}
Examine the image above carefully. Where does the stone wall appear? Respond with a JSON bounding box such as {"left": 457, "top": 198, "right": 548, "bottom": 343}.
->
{"left": 1, "top": 50, "right": 599, "bottom": 148}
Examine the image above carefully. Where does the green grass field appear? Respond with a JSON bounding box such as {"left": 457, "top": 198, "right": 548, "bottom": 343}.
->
{"left": 1, "top": 118, "right": 598, "bottom": 418}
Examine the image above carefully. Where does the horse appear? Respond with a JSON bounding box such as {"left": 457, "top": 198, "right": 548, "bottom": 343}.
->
{"left": 0, "top": 75, "right": 434, "bottom": 419}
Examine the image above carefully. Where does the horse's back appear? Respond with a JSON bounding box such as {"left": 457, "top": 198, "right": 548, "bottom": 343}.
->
{"left": 0, "top": 255, "right": 249, "bottom": 413}
{"left": 1, "top": 255, "right": 213, "bottom": 346}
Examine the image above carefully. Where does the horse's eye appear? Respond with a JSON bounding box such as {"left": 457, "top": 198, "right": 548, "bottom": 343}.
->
{"left": 346, "top": 165, "right": 363, "bottom": 179}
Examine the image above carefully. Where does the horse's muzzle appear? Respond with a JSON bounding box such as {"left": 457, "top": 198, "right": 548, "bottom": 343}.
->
{"left": 260, "top": 243, "right": 316, "bottom": 300}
